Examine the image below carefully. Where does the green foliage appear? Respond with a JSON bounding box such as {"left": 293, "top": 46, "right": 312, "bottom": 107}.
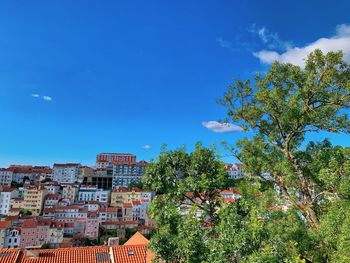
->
{"left": 145, "top": 50, "right": 350, "bottom": 262}
{"left": 127, "top": 180, "right": 144, "bottom": 190}
{"left": 41, "top": 243, "right": 50, "bottom": 249}
{"left": 80, "top": 238, "right": 98, "bottom": 246}
{"left": 99, "top": 229, "right": 118, "bottom": 245}
{"left": 220, "top": 49, "right": 350, "bottom": 261}
{"left": 19, "top": 209, "right": 32, "bottom": 216}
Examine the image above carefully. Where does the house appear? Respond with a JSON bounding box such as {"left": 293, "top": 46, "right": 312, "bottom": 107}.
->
{"left": 0, "top": 187, "right": 19, "bottom": 216}
{"left": 0, "top": 231, "right": 154, "bottom": 262}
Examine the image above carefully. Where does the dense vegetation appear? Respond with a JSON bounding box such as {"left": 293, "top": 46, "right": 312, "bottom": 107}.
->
{"left": 142, "top": 50, "right": 350, "bottom": 262}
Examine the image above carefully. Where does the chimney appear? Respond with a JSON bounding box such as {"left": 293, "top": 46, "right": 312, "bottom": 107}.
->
{"left": 107, "top": 237, "right": 119, "bottom": 247}
{"left": 25, "top": 246, "right": 41, "bottom": 258}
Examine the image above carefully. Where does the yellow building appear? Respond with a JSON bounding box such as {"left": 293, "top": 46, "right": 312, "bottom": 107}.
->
{"left": 23, "top": 186, "right": 48, "bottom": 215}
{"left": 110, "top": 187, "right": 141, "bottom": 207}
{"left": 62, "top": 185, "right": 79, "bottom": 202}
{"left": 11, "top": 198, "right": 25, "bottom": 209}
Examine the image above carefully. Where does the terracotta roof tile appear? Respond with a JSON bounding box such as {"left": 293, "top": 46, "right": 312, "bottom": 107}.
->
{"left": 22, "top": 220, "right": 38, "bottom": 228}
{"left": 18, "top": 246, "right": 111, "bottom": 263}
{"left": 113, "top": 245, "right": 148, "bottom": 263}
{"left": 0, "top": 221, "right": 11, "bottom": 228}
{"left": 0, "top": 248, "right": 20, "bottom": 263}
{"left": 124, "top": 232, "right": 149, "bottom": 246}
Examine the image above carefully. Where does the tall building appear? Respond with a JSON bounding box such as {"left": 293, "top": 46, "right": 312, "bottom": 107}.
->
{"left": 62, "top": 185, "right": 79, "bottom": 203}
{"left": 0, "top": 168, "right": 14, "bottom": 186}
{"left": 112, "top": 161, "right": 148, "bottom": 189}
{"left": 53, "top": 163, "right": 81, "bottom": 184}
{"left": 96, "top": 153, "right": 136, "bottom": 168}
{"left": 23, "top": 185, "right": 48, "bottom": 216}
{"left": 82, "top": 167, "right": 113, "bottom": 189}
{"left": 0, "top": 187, "right": 18, "bottom": 216}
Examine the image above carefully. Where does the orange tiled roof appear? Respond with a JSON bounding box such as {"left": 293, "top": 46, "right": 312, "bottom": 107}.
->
{"left": 113, "top": 244, "right": 148, "bottom": 263}
{"left": 22, "top": 220, "right": 38, "bottom": 228}
{"left": 17, "top": 246, "right": 111, "bottom": 263}
{"left": 124, "top": 232, "right": 149, "bottom": 246}
{"left": 0, "top": 248, "right": 20, "bottom": 263}
{"left": 0, "top": 232, "right": 153, "bottom": 263}
{"left": 0, "top": 221, "right": 11, "bottom": 228}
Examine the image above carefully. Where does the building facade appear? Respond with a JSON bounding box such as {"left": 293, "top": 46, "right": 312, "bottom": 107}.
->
{"left": 0, "top": 168, "right": 13, "bottom": 186}
{"left": 112, "top": 161, "right": 148, "bottom": 189}
{"left": 0, "top": 188, "right": 19, "bottom": 216}
{"left": 96, "top": 153, "right": 136, "bottom": 168}
{"left": 53, "top": 163, "right": 81, "bottom": 184}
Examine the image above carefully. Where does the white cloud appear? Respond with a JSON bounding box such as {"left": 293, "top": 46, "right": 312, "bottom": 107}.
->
{"left": 254, "top": 24, "right": 350, "bottom": 67}
{"left": 31, "top": 94, "right": 40, "bottom": 98}
{"left": 216, "top": 37, "right": 233, "bottom": 49}
{"left": 202, "top": 121, "right": 243, "bottom": 133}
{"left": 42, "top": 96, "right": 52, "bottom": 101}
{"left": 248, "top": 24, "right": 291, "bottom": 50}
{"left": 141, "top": 145, "right": 151, "bottom": 149}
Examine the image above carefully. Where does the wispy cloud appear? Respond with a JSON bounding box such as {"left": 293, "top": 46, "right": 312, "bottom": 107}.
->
{"left": 202, "top": 121, "right": 243, "bottom": 133}
{"left": 31, "top": 94, "right": 53, "bottom": 101}
{"left": 42, "top": 96, "right": 52, "bottom": 101}
{"left": 216, "top": 37, "right": 233, "bottom": 49}
{"left": 253, "top": 24, "right": 350, "bottom": 67}
{"left": 248, "top": 23, "right": 291, "bottom": 51}
{"left": 141, "top": 145, "right": 151, "bottom": 149}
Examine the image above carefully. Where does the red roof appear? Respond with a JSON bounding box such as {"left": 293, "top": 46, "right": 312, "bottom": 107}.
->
{"left": 22, "top": 220, "right": 38, "bottom": 228}
{"left": 0, "top": 187, "right": 16, "bottom": 193}
{"left": 113, "top": 244, "right": 148, "bottom": 263}
{"left": 53, "top": 163, "right": 80, "bottom": 167}
{"left": 0, "top": 248, "right": 20, "bottom": 263}
{"left": 46, "top": 194, "right": 60, "bottom": 199}
{"left": 124, "top": 232, "right": 149, "bottom": 246}
{"left": 0, "top": 221, "right": 11, "bottom": 229}
{"left": 18, "top": 246, "right": 111, "bottom": 263}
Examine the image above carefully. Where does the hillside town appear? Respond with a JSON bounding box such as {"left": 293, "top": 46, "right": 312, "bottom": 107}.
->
{"left": 0, "top": 153, "right": 243, "bottom": 251}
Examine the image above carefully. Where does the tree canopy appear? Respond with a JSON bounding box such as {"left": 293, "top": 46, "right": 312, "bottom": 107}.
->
{"left": 143, "top": 50, "right": 350, "bottom": 262}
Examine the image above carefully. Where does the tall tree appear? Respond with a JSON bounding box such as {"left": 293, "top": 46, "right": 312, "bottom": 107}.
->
{"left": 220, "top": 49, "right": 350, "bottom": 229}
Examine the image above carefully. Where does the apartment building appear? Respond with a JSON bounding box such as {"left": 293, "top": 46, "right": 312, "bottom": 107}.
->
{"left": 112, "top": 161, "right": 148, "bottom": 189}
{"left": 0, "top": 188, "right": 19, "bottom": 215}
{"left": 0, "top": 168, "right": 13, "bottom": 186}
{"left": 62, "top": 185, "right": 79, "bottom": 203}
{"left": 78, "top": 186, "right": 110, "bottom": 203}
{"left": 23, "top": 186, "right": 48, "bottom": 216}
{"left": 96, "top": 153, "right": 136, "bottom": 168}
{"left": 52, "top": 163, "right": 81, "bottom": 184}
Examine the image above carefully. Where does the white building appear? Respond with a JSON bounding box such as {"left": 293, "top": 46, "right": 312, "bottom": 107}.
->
{"left": 54, "top": 206, "right": 88, "bottom": 223}
{"left": 219, "top": 189, "right": 241, "bottom": 200}
{"left": 53, "top": 163, "right": 81, "bottom": 184}
{"left": 4, "top": 228, "right": 20, "bottom": 248}
{"left": 43, "top": 183, "right": 61, "bottom": 194}
{"left": 0, "top": 188, "right": 19, "bottom": 216}
{"left": 0, "top": 168, "right": 13, "bottom": 186}
{"left": 47, "top": 223, "right": 64, "bottom": 247}
{"left": 78, "top": 186, "right": 110, "bottom": 203}
{"left": 225, "top": 163, "right": 244, "bottom": 179}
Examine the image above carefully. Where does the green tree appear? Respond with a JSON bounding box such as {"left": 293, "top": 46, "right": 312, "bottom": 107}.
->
{"left": 127, "top": 180, "right": 143, "bottom": 190}
{"left": 219, "top": 49, "right": 350, "bottom": 261}
{"left": 19, "top": 209, "right": 32, "bottom": 216}
{"left": 143, "top": 50, "right": 350, "bottom": 262}
{"left": 143, "top": 144, "right": 307, "bottom": 262}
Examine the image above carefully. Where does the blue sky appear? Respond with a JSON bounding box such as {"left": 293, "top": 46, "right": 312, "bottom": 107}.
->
{"left": 1, "top": 0, "right": 350, "bottom": 167}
